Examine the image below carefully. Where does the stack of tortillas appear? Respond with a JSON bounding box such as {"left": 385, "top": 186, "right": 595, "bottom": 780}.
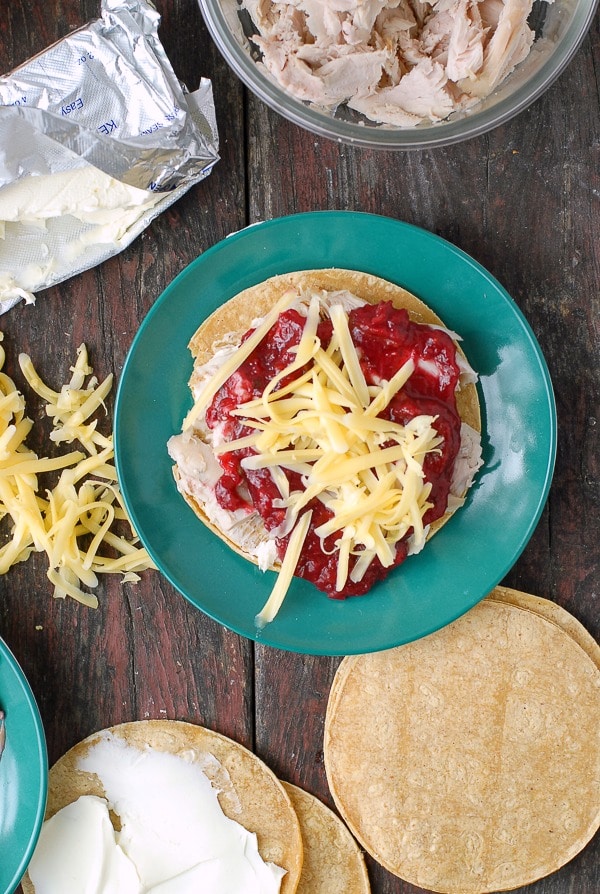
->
{"left": 23, "top": 720, "right": 370, "bottom": 894}
{"left": 324, "top": 586, "right": 600, "bottom": 893}
{"left": 283, "top": 781, "right": 370, "bottom": 893}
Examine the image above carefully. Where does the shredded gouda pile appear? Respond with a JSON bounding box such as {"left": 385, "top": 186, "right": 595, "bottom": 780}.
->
{"left": 0, "top": 332, "right": 155, "bottom": 607}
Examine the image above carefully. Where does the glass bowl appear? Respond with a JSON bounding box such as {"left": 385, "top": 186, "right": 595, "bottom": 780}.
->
{"left": 197, "top": 0, "right": 599, "bottom": 149}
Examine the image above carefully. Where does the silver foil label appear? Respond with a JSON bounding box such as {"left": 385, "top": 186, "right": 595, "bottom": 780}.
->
{"left": 0, "top": 0, "right": 219, "bottom": 312}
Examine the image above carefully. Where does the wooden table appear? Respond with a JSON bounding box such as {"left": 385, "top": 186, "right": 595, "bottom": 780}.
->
{"left": 1, "top": 2, "right": 599, "bottom": 892}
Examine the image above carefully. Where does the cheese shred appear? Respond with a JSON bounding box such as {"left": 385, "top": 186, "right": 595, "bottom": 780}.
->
{"left": 0, "top": 334, "right": 155, "bottom": 607}
{"left": 255, "top": 509, "right": 313, "bottom": 628}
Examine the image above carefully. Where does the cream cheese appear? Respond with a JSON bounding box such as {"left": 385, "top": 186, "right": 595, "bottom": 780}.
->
{"left": 0, "top": 164, "right": 162, "bottom": 307}
{"left": 27, "top": 732, "right": 285, "bottom": 894}
{"left": 27, "top": 795, "right": 141, "bottom": 894}
{"left": 0, "top": 167, "right": 159, "bottom": 228}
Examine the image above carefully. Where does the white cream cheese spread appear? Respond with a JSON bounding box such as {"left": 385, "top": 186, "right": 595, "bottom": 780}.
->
{"left": 0, "top": 168, "right": 159, "bottom": 230}
{"left": 27, "top": 732, "right": 286, "bottom": 894}
{"left": 0, "top": 164, "right": 161, "bottom": 306}
{"left": 27, "top": 795, "right": 141, "bottom": 893}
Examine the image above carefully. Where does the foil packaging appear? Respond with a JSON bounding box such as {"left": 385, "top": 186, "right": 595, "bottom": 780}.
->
{"left": 0, "top": 0, "right": 219, "bottom": 313}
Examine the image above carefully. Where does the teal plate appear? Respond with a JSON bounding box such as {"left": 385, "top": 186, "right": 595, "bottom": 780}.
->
{"left": 0, "top": 638, "right": 47, "bottom": 894}
{"left": 115, "top": 211, "right": 556, "bottom": 656}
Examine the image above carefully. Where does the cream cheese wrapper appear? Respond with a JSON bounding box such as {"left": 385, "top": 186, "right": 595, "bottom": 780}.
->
{"left": 0, "top": 0, "right": 219, "bottom": 313}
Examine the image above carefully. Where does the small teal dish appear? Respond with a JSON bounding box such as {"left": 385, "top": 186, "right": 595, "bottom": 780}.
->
{"left": 115, "top": 211, "right": 557, "bottom": 656}
{"left": 0, "top": 638, "right": 47, "bottom": 894}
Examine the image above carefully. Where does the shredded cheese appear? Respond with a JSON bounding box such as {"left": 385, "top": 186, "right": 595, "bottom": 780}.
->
{"left": 201, "top": 292, "right": 446, "bottom": 625}
{"left": 0, "top": 334, "right": 155, "bottom": 607}
{"left": 255, "top": 509, "right": 313, "bottom": 628}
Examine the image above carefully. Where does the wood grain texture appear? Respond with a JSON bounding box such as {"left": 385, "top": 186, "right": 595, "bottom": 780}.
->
{"left": 1, "top": 2, "right": 599, "bottom": 893}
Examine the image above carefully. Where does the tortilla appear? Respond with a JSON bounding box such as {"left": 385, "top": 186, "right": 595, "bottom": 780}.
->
{"left": 23, "top": 720, "right": 303, "bottom": 894}
{"left": 282, "top": 782, "right": 371, "bottom": 894}
{"left": 174, "top": 268, "right": 481, "bottom": 566}
{"left": 323, "top": 596, "right": 600, "bottom": 893}
{"left": 487, "top": 585, "right": 600, "bottom": 669}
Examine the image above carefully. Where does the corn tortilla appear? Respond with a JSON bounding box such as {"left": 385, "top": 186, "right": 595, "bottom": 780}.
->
{"left": 175, "top": 268, "right": 481, "bottom": 567}
{"left": 488, "top": 584, "right": 600, "bottom": 669}
{"left": 325, "top": 586, "right": 600, "bottom": 718}
{"left": 282, "top": 782, "right": 371, "bottom": 894}
{"left": 23, "top": 720, "right": 303, "bottom": 894}
{"left": 324, "top": 597, "right": 600, "bottom": 893}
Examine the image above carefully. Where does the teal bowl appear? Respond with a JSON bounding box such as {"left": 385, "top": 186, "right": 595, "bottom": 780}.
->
{"left": 115, "top": 212, "right": 556, "bottom": 655}
{"left": 0, "top": 639, "right": 47, "bottom": 894}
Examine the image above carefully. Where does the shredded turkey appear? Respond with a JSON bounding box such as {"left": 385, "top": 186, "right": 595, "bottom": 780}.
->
{"left": 242, "top": 0, "right": 543, "bottom": 125}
